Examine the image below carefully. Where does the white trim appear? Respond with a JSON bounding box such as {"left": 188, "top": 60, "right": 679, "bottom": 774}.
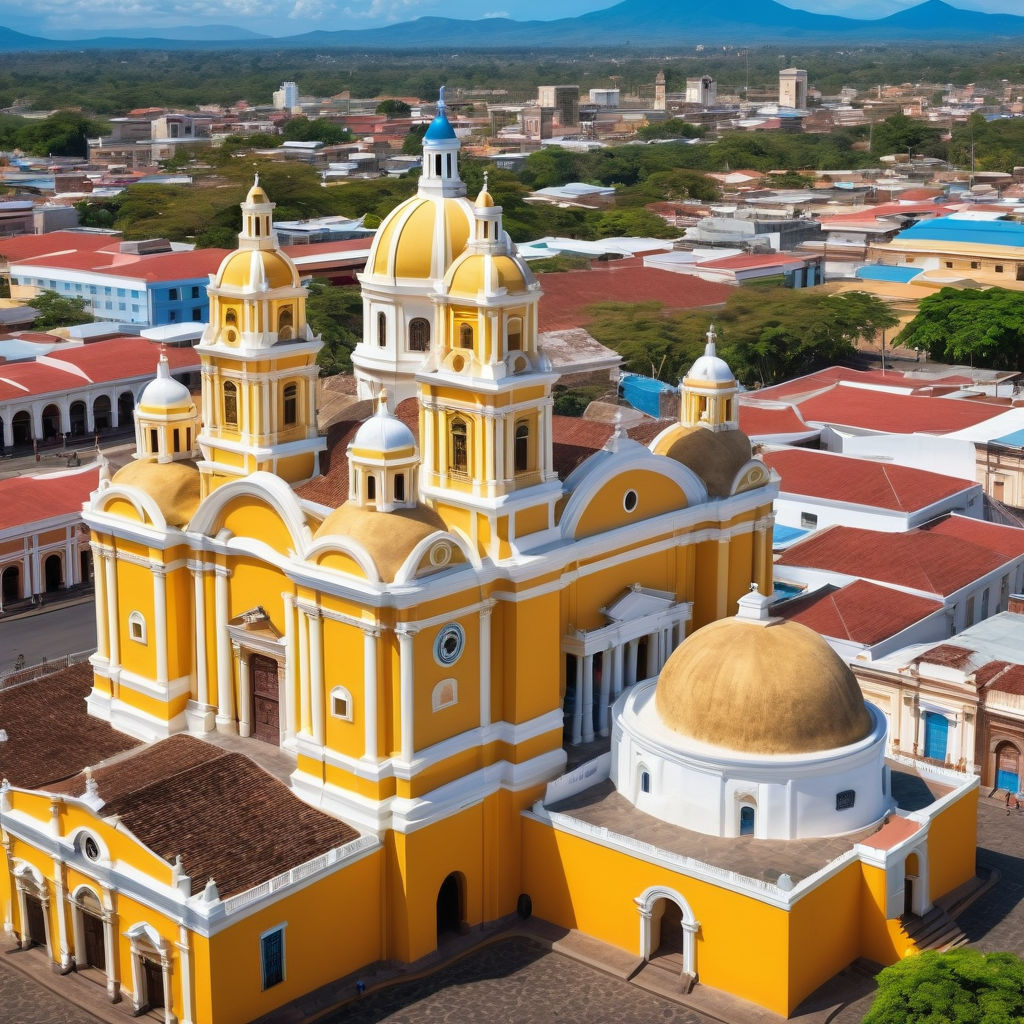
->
{"left": 258, "top": 923, "right": 287, "bottom": 990}
{"left": 431, "top": 677, "right": 458, "bottom": 711}
{"left": 128, "top": 610, "right": 147, "bottom": 645}
{"left": 329, "top": 685, "right": 354, "bottom": 722}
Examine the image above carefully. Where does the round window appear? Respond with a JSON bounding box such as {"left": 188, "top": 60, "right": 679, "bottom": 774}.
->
{"left": 434, "top": 623, "right": 465, "bottom": 666}
{"left": 83, "top": 836, "right": 100, "bottom": 861}
{"left": 623, "top": 489, "right": 638, "bottom": 513}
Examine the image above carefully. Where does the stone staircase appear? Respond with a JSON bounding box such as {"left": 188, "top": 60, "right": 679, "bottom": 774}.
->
{"left": 900, "top": 904, "right": 968, "bottom": 952}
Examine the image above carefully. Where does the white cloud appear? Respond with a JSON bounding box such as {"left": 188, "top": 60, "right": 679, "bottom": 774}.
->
{"left": 482, "top": 9, "right": 510, "bottom": 16}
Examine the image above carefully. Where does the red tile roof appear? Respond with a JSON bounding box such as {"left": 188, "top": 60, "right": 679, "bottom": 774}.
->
{"left": 43, "top": 337, "right": 199, "bottom": 385}
{"left": 0, "top": 232, "right": 117, "bottom": 263}
{"left": 777, "top": 523, "right": 1018, "bottom": 596}
{"left": 754, "top": 366, "right": 977, "bottom": 402}
{"left": 537, "top": 265, "right": 733, "bottom": 333}
{"left": 859, "top": 814, "right": 920, "bottom": 850}
{"left": 762, "top": 447, "right": 974, "bottom": 512}
{"left": 920, "top": 515, "right": 1024, "bottom": 559}
{"left": 738, "top": 402, "right": 813, "bottom": 438}
{"left": 795, "top": 385, "right": 998, "bottom": 434}
{"left": 781, "top": 578, "right": 942, "bottom": 644}
{"left": 817, "top": 202, "right": 955, "bottom": 226}
{"left": 0, "top": 362, "right": 82, "bottom": 398}
{"left": 9, "top": 244, "right": 228, "bottom": 284}
{"left": 0, "top": 465, "right": 98, "bottom": 531}
{"left": 987, "top": 664, "right": 1024, "bottom": 695}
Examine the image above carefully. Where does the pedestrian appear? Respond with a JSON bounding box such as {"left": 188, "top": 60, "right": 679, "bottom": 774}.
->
{"left": 1007, "top": 792, "right": 1013, "bottom": 815}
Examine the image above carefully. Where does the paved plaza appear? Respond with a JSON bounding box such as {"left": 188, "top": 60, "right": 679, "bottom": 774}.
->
{"left": 2, "top": 790, "right": 1023, "bottom": 1024}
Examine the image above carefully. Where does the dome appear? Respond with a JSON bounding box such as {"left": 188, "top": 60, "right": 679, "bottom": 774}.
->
{"left": 424, "top": 113, "right": 457, "bottom": 142}
{"left": 215, "top": 248, "right": 297, "bottom": 291}
{"left": 654, "top": 617, "right": 873, "bottom": 755}
{"left": 658, "top": 424, "right": 752, "bottom": 497}
{"left": 111, "top": 459, "right": 201, "bottom": 527}
{"left": 446, "top": 252, "right": 528, "bottom": 298}
{"left": 368, "top": 195, "right": 474, "bottom": 281}
{"left": 313, "top": 502, "right": 447, "bottom": 580}
{"left": 685, "top": 324, "right": 734, "bottom": 386}
{"left": 138, "top": 353, "right": 192, "bottom": 412}
{"left": 475, "top": 186, "right": 495, "bottom": 208}
{"left": 351, "top": 392, "right": 416, "bottom": 454}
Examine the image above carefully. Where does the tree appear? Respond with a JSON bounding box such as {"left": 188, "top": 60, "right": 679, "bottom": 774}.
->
{"left": 305, "top": 280, "right": 363, "bottom": 376}
{"left": 898, "top": 287, "right": 1024, "bottom": 370}
{"left": 281, "top": 116, "right": 351, "bottom": 146}
{"left": 402, "top": 124, "right": 428, "bottom": 155}
{"left": 14, "top": 111, "right": 105, "bottom": 158}
{"left": 377, "top": 99, "right": 412, "bottom": 117}
{"left": 29, "top": 290, "right": 93, "bottom": 330}
{"left": 863, "top": 950, "right": 1024, "bottom": 1024}
{"left": 871, "top": 113, "right": 944, "bottom": 159}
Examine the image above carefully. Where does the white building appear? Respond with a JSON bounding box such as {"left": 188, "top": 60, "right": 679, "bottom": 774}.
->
{"left": 273, "top": 81, "right": 299, "bottom": 111}
{"left": 780, "top": 69, "right": 809, "bottom": 110}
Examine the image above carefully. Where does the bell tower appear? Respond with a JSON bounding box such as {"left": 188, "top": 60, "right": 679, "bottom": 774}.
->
{"left": 416, "top": 181, "right": 562, "bottom": 560}
{"left": 195, "top": 177, "right": 325, "bottom": 496}
{"left": 681, "top": 325, "right": 739, "bottom": 432}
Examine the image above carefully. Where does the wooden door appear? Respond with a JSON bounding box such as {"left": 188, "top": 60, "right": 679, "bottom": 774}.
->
{"left": 82, "top": 912, "right": 105, "bottom": 971}
{"left": 251, "top": 654, "right": 280, "bottom": 745}
{"left": 143, "top": 957, "right": 164, "bottom": 1010}
{"left": 24, "top": 895, "right": 45, "bottom": 948}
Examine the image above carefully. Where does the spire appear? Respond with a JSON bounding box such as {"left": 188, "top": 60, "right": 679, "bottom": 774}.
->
{"left": 704, "top": 323, "right": 718, "bottom": 358}
{"left": 420, "top": 86, "right": 464, "bottom": 198}
{"left": 238, "top": 172, "right": 276, "bottom": 251}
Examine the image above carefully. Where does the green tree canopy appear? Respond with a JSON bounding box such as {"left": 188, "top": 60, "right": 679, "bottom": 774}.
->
{"left": 11, "top": 111, "right": 105, "bottom": 158}
{"left": 281, "top": 116, "right": 352, "bottom": 145}
{"left": 871, "top": 113, "right": 945, "bottom": 159}
{"left": 376, "top": 100, "right": 412, "bottom": 117}
{"left": 864, "top": 950, "right": 1024, "bottom": 1024}
{"left": 29, "top": 290, "right": 93, "bottom": 330}
{"left": 402, "top": 124, "right": 428, "bottom": 156}
{"left": 898, "top": 287, "right": 1024, "bottom": 370}
{"left": 306, "top": 280, "right": 363, "bottom": 376}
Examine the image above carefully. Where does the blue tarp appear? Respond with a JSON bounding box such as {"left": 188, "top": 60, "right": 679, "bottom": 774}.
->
{"left": 619, "top": 374, "right": 676, "bottom": 419}
{"left": 992, "top": 429, "right": 1024, "bottom": 449}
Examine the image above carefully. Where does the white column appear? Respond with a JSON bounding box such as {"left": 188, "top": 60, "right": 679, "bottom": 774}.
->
{"left": 298, "top": 605, "right": 310, "bottom": 734}
{"left": 52, "top": 864, "right": 71, "bottom": 970}
{"left": 626, "top": 639, "right": 638, "bottom": 687}
{"left": 236, "top": 645, "right": 251, "bottom": 738}
{"left": 598, "top": 646, "right": 612, "bottom": 738}
{"left": 153, "top": 567, "right": 168, "bottom": 686}
{"left": 479, "top": 600, "right": 494, "bottom": 729}
{"left": 159, "top": 950, "right": 175, "bottom": 1024}
{"left": 214, "top": 567, "right": 235, "bottom": 732}
{"left": 581, "top": 653, "right": 595, "bottom": 743}
{"left": 105, "top": 553, "right": 119, "bottom": 669}
{"left": 613, "top": 642, "right": 625, "bottom": 697}
{"left": 102, "top": 909, "right": 119, "bottom": 1001}
{"left": 175, "top": 926, "right": 194, "bottom": 1024}
{"left": 570, "top": 656, "right": 583, "bottom": 746}
{"left": 362, "top": 627, "right": 378, "bottom": 761}
{"left": 308, "top": 607, "right": 324, "bottom": 746}
{"left": 2, "top": 417, "right": 12, "bottom": 448}
{"left": 283, "top": 595, "right": 297, "bottom": 741}
{"left": 93, "top": 547, "right": 109, "bottom": 661}
{"left": 397, "top": 626, "right": 419, "bottom": 762}
{"left": 191, "top": 566, "right": 208, "bottom": 707}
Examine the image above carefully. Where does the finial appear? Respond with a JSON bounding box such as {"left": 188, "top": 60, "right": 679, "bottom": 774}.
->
{"left": 483, "top": 170, "right": 489, "bottom": 192}
{"left": 98, "top": 451, "right": 111, "bottom": 485}
{"left": 253, "top": 169, "right": 260, "bottom": 188}
{"left": 84, "top": 766, "right": 99, "bottom": 800}
{"left": 438, "top": 85, "right": 447, "bottom": 115}
{"left": 376, "top": 386, "right": 389, "bottom": 412}
{"left": 705, "top": 323, "right": 718, "bottom": 355}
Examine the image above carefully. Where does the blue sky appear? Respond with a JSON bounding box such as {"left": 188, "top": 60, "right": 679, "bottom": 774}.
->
{"left": 5, "top": 0, "right": 1024, "bottom": 39}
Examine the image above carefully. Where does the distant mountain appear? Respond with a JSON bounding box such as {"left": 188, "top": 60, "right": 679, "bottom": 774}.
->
{"left": 44, "top": 24, "right": 270, "bottom": 41}
{"left": 3, "top": 0, "right": 1024, "bottom": 52}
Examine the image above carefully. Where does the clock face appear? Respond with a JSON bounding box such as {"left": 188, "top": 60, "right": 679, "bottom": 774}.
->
{"left": 435, "top": 623, "right": 465, "bottom": 666}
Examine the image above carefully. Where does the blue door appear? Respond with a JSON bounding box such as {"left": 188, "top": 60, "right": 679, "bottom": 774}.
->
{"left": 924, "top": 712, "right": 949, "bottom": 762}
{"left": 998, "top": 768, "right": 1020, "bottom": 793}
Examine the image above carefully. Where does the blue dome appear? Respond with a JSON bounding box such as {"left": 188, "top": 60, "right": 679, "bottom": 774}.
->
{"left": 424, "top": 114, "right": 457, "bottom": 142}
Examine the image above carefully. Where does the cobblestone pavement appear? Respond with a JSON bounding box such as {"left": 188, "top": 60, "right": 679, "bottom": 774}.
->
{"left": 0, "top": 956, "right": 102, "bottom": 1024}
{"left": 320, "top": 938, "right": 711, "bottom": 1024}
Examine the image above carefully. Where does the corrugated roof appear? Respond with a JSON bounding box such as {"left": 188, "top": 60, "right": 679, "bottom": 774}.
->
{"left": 898, "top": 215, "right": 1024, "bottom": 248}
{"left": 0, "top": 465, "right": 98, "bottom": 531}
{"left": 739, "top": 402, "right": 815, "bottom": 438}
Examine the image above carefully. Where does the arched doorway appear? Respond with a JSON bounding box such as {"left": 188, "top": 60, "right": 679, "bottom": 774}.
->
{"left": 652, "top": 898, "right": 684, "bottom": 963}
{"left": 2, "top": 565, "right": 20, "bottom": 605}
{"left": 637, "top": 886, "right": 698, "bottom": 979}
{"left": 69, "top": 400, "right": 87, "bottom": 436}
{"left": 93, "top": 395, "right": 111, "bottom": 431}
{"left": 41, "top": 403, "right": 61, "bottom": 441}
{"left": 12, "top": 410, "right": 31, "bottom": 445}
{"left": 436, "top": 872, "right": 464, "bottom": 941}
{"left": 80, "top": 549, "right": 92, "bottom": 585}
{"left": 117, "top": 391, "right": 134, "bottom": 428}
{"left": 44, "top": 554, "right": 62, "bottom": 593}
{"left": 74, "top": 890, "right": 106, "bottom": 972}
{"left": 996, "top": 741, "right": 1021, "bottom": 794}
{"left": 904, "top": 852, "right": 920, "bottom": 916}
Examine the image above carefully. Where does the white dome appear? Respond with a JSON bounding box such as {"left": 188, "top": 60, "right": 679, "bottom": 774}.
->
{"left": 351, "top": 392, "right": 415, "bottom": 454}
{"left": 139, "top": 353, "right": 192, "bottom": 411}
{"left": 685, "top": 325, "right": 735, "bottom": 385}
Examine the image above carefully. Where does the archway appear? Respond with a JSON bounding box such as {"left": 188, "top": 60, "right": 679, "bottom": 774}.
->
{"left": 904, "top": 852, "right": 920, "bottom": 916}
{"left": 652, "top": 898, "right": 684, "bottom": 963}
{"left": 80, "top": 550, "right": 92, "bottom": 585}
{"left": 436, "top": 872, "right": 464, "bottom": 940}
{"left": 41, "top": 403, "right": 61, "bottom": 441}
{"left": 23, "top": 894, "right": 47, "bottom": 948}
{"left": 996, "top": 741, "right": 1021, "bottom": 794}
{"left": 117, "top": 391, "right": 134, "bottom": 428}
{"left": 636, "top": 886, "right": 698, "bottom": 979}
{"left": 11, "top": 410, "right": 30, "bottom": 445}
{"left": 74, "top": 890, "right": 106, "bottom": 972}
{"left": 69, "top": 400, "right": 87, "bottom": 436}
{"left": 44, "top": 554, "right": 62, "bottom": 593}
{"left": 2, "top": 565, "right": 20, "bottom": 604}
{"left": 93, "top": 395, "right": 111, "bottom": 431}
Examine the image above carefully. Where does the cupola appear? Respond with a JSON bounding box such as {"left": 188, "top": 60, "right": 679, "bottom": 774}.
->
{"left": 681, "top": 325, "right": 739, "bottom": 432}
{"left": 134, "top": 348, "right": 200, "bottom": 464}
{"left": 347, "top": 389, "right": 420, "bottom": 512}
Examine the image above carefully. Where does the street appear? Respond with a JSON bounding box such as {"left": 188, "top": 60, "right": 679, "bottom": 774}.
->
{"left": 0, "top": 599, "right": 96, "bottom": 675}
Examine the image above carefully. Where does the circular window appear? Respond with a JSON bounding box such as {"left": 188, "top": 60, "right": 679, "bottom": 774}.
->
{"left": 434, "top": 623, "right": 465, "bottom": 666}
{"left": 452, "top": 355, "right": 465, "bottom": 372}
{"left": 225, "top": 329, "right": 237, "bottom": 344}
{"left": 623, "top": 489, "right": 638, "bottom": 513}
{"left": 83, "top": 836, "right": 100, "bottom": 861}
{"left": 429, "top": 542, "right": 452, "bottom": 568}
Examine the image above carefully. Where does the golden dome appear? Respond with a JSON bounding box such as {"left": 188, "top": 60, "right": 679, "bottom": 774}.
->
{"left": 369, "top": 195, "right": 474, "bottom": 281}
{"left": 111, "top": 458, "right": 201, "bottom": 527}
{"left": 656, "top": 424, "right": 752, "bottom": 498}
{"left": 313, "top": 502, "right": 447, "bottom": 580}
{"left": 216, "top": 248, "right": 297, "bottom": 291}
{"left": 475, "top": 186, "right": 494, "bottom": 208}
{"left": 654, "top": 617, "right": 873, "bottom": 755}
{"left": 446, "top": 253, "right": 528, "bottom": 297}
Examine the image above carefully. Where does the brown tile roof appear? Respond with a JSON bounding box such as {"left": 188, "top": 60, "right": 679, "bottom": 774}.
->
{"left": 920, "top": 515, "right": 1024, "bottom": 560}
{"left": 987, "top": 664, "right": 1024, "bottom": 695}
{"left": 916, "top": 644, "right": 976, "bottom": 669}
{"left": 780, "top": 579, "right": 942, "bottom": 645}
{"left": 55, "top": 735, "right": 358, "bottom": 898}
{"left": 0, "top": 664, "right": 140, "bottom": 789}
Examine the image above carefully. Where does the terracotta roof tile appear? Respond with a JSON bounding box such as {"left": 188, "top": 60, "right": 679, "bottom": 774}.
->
{"left": 987, "top": 664, "right": 1024, "bottom": 694}
{"left": 0, "top": 664, "right": 141, "bottom": 789}
{"left": 0, "top": 465, "right": 99, "bottom": 531}
{"left": 920, "top": 515, "right": 1024, "bottom": 559}
{"left": 780, "top": 579, "right": 942, "bottom": 645}
{"left": 739, "top": 403, "right": 813, "bottom": 438}
{"left": 762, "top": 447, "right": 974, "bottom": 512}
{"left": 754, "top": 366, "right": 978, "bottom": 401}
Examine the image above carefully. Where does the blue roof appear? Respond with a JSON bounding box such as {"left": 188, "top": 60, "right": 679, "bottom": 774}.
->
{"left": 772, "top": 525, "right": 809, "bottom": 548}
{"left": 993, "top": 428, "right": 1024, "bottom": 448}
{"left": 897, "top": 216, "right": 1024, "bottom": 248}
{"left": 424, "top": 113, "right": 456, "bottom": 142}
{"left": 855, "top": 264, "right": 923, "bottom": 283}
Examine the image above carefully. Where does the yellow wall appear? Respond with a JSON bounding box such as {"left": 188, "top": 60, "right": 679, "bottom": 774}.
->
{"left": 927, "top": 786, "right": 978, "bottom": 902}
{"left": 573, "top": 470, "right": 689, "bottom": 541}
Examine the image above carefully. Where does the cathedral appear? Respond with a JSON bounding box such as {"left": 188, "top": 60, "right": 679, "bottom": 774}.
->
{"left": 0, "top": 94, "right": 977, "bottom": 1024}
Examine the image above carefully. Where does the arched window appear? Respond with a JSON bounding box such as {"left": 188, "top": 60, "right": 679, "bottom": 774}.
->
{"left": 459, "top": 323, "right": 473, "bottom": 349}
{"left": 739, "top": 805, "right": 755, "bottom": 836}
{"left": 377, "top": 312, "right": 387, "bottom": 348}
{"left": 640, "top": 770, "right": 651, "bottom": 794}
{"left": 278, "top": 308, "right": 293, "bottom": 340}
{"left": 514, "top": 421, "right": 529, "bottom": 474}
{"left": 330, "top": 686, "right": 353, "bottom": 721}
{"left": 283, "top": 383, "right": 298, "bottom": 426}
{"left": 223, "top": 381, "right": 238, "bottom": 427}
{"left": 507, "top": 317, "right": 523, "bottom": 351}
{"left": 128, "top": 611, "right": 147, "bottom": 644}
{"left": 225, "top": 308, "right": 237, "bottom": 325}
{"left": 395, "top": 473, "right": 405, "bottom": 502}
{"left": 450, "top": 419, "right": 468, "bottom": 475}
{"left": 367, "top": 475, "right": 376, "bottom": 501}
{"left": 409, "top": 318, "right": 430, "bottom": 352}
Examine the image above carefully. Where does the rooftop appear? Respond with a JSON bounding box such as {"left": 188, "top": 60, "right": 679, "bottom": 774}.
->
{"left": 0, "top": 464, "right": 99, "bottom": 531}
